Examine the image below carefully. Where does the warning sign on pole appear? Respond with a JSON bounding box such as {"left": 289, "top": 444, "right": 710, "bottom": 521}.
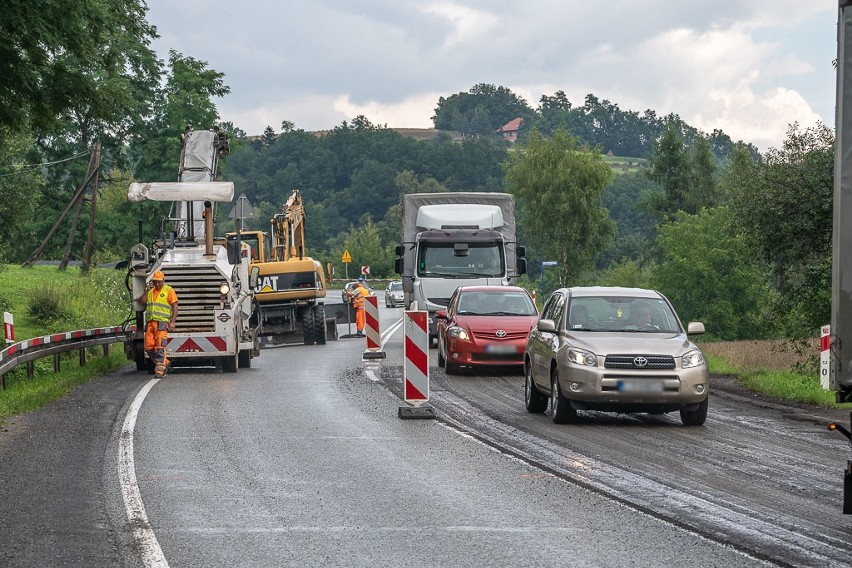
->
{"left": 821, "top": 324, "right": 831, "bottom": 390}
{"left": 399, "top": 310, "right": 434, "bottom": 419}
{"left": 361, "top": 265, "right": 370, "bottom": 276}
{"left": 341, "top": 250, "right": 352, "bottom": 263}
{"left": 3, "top": 312, "right": 14, "bottom": 344}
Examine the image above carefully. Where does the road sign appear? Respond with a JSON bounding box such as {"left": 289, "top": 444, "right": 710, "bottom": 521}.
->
{"left": 361, "top": 265, "right": 370, "bottom": 276}
{"left": 341, "top": 250, "right": 352, "bottom": 263}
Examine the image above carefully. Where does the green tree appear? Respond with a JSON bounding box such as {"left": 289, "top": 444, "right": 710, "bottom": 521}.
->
{"left": 599, "top": 171, "right": 658, "bottom": 267}
{"left": 0, "top": 0, "right": 157, "bottom": 134}
{"left": 432, "top": 84, "right": 534, "bottom": 137}
{"left": 689, "top": 134, "right": 717, "bottom": 210}
{"left": 0, "top": 130, "right": 45, "bottom": 261}
{"left": 129, "top": 50, "right": 230, "bottom": 184}
{"left": 504, "top": 128, "right": 615, "bottom": 284}
{"left": 724, "top": 123, "right": 834, "bottom": 335}
{"left": 652, "top": 207, "right": 775, "bottom": 340}
{"left": 339, "top": 217, "right": 393, "bottom": 279}
{"left": 644, "top": 124, "right": 692, "bottom": 216}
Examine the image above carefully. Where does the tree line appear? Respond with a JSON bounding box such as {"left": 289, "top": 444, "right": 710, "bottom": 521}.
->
{"left": 0, "top": 2, "right": 832, "bottom": 344}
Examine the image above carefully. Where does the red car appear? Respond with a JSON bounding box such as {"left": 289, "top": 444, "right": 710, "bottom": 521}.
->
{"left": 436, "top": 285, "right": 539, "bottom": 374}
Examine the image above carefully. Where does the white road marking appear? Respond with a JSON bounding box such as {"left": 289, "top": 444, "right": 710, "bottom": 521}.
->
{"left": 118, "top": 378, "right": 169, "bottom": 568}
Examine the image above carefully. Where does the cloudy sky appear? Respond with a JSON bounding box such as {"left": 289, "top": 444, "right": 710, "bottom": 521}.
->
{"left": 144, "top": 0, "right": 836, "bottom": 152}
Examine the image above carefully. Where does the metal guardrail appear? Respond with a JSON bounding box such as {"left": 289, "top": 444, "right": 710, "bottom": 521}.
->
{"left": 0, "top": 325, "right": 133, "bottom": 390}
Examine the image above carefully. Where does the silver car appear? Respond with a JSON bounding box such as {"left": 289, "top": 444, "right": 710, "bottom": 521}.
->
{"left": 385, "top": 280, "right": 404, "bottom": 308}
{"left": 524, "top": 286, "right": 709, "bottom": 425}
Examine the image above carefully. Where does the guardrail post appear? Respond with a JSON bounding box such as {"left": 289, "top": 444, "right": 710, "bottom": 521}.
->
{"left": 79, "top": 348, "right": 86, "bottom": 366}
{"left": 54, "top": 353, "right": 60, "bottom": 372}
{"left": 26, "top": 360, "right": 34, "bottom": 379}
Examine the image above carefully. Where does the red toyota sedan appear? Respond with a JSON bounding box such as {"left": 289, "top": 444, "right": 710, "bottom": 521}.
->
{"left": 436, "top": 285, "right": 539, "bottom": 374}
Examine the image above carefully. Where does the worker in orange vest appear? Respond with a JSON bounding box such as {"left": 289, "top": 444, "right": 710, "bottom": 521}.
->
{"left": 346, "top": 275, "right": 371, "bottom": 336}
{"left": 136, "top": 271, "right": 179, "bottom": 377}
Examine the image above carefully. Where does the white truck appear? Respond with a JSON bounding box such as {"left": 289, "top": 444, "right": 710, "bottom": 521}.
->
{"left": 394, "top": 192, "right": 526, "bottom": 343}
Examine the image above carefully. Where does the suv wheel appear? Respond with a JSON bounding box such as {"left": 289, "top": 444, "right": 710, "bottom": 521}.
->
{"left": 550, "top": 368, "right": 577, "bottom": 424}
{"left": 524, "top": 362, "right": 548, "bottom": 413}
{"left": 680, "top": 398, "right": 708, "bottom": 426}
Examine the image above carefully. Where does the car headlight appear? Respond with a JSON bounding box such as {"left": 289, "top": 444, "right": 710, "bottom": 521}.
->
{"left": 682, "top": 350, "right": 705, "bottom": 369}
{"left": 567, "top": 347, "right": 596, "bottom": 367}
{"left": 448, "top": 326, "right": 469, "bottom": 340}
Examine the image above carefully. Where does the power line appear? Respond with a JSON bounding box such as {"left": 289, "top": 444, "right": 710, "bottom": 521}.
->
{"left": 0, "top": 150, "right": 90, "bottom": 179}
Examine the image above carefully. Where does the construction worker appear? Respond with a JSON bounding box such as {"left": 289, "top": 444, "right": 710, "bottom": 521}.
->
{"left": 346, "top": 275, "right": 371, "bottom": 336}
{"left": 136, "top": 271, "right": 178, "bottom": 377}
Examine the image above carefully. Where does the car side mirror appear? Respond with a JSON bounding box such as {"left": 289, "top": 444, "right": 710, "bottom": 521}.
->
{"left": 249, "top": 266, "right": 260, "bottom": 289}
{"left": 435, "top": 309, "right": 448, "bottom": 320}
{"left": 537, "top": 319, "right": 555, "bottom": 333}
{"left": 394, "top": 257, "right": 403, "bottom": 274}
{"left": 687, "top": 322, "right": 705, "bottom": 335}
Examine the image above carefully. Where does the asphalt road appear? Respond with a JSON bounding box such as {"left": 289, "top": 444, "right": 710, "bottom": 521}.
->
{"left": 0, "top": 305, "right": 849, "bottom": 567}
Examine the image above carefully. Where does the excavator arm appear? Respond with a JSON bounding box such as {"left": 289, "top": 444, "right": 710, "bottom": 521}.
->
{"left": 271, "top": 189, "right": 307, "bottom": 261}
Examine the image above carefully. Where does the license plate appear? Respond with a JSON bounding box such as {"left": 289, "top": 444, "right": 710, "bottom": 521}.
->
{"left": 618, "top": 380, "right": 664, "bottom": 392}
{"left": 486, "top": 344, "right": 518, "bottom": 354}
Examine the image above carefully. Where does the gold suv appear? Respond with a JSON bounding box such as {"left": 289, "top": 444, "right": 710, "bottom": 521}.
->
{"left": 524, "top": 287, "right": 709, "bottom": 425}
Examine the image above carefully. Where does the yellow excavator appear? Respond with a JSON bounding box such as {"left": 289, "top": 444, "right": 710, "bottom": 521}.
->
{"left": 229, "top": 190, "right": 337, "bottom": 345}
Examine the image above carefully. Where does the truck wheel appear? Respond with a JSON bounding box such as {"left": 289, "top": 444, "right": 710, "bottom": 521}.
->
{"left": 302, "top": 306, "right": 316, "bottom": 345}
{"left": 313, "top": 305, "right": 327, "bottom": 345}
{"left": 238, "top": 349, "right": 251, "bottom": 368}
{"left": 133, "top": 339, "right": 146, "bottom": 371}
{"left": 221, "top": 354, "right": 237, "bottom": 373}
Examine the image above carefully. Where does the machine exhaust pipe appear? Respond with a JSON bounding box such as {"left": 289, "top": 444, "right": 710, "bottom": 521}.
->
{"left": 204, "top": 200, "right": 214, "bottom": 256}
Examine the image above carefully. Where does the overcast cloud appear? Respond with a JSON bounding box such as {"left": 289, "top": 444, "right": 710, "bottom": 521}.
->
{"left": 145, "top": 0, "right": 836, "bottom": 152}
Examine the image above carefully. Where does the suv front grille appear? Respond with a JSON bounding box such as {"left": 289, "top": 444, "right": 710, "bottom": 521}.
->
{"left": 604, "top": 355, "right": 675, "bottom": 370}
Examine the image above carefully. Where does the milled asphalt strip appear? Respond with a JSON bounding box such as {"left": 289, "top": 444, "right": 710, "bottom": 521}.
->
{"left": 366, "top": 317, "right": 404, "bottom": 383}
{"left": 432, "top": 391, "right": 846, "bottom": 568}
{"left": 118, "top": 378, "right": 169, "bottom": 568}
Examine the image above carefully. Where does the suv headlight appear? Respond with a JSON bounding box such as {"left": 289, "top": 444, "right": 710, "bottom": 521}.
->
{"left": 448, "top": 326, "right": 469, "bottom": 340}
{"left": 567, "top": 347, "right": 596, "bottom": 367}
{"left": 682, "top": 350, "right": 705, "bottom": 369}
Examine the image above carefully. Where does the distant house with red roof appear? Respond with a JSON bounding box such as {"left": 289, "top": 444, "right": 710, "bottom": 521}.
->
{"left": 496, "top": 117, "right": 523, "bottom": 142}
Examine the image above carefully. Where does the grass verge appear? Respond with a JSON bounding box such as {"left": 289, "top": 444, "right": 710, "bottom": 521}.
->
{"left": 0, "top": 348, "right": 130, "bottom": 421}
{"left": 0, "top": 264, "right": 134, "bottom": 423}
{"left": 701, "top": 346, "right": 852, "bottom": 409}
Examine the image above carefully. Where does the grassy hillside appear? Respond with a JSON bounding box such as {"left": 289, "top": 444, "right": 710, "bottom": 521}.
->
{"left": 0, "top": 264, "right": 131, "bottom": 339}
{"left": 0, "top": 264, "right": 132, "bottom": 421}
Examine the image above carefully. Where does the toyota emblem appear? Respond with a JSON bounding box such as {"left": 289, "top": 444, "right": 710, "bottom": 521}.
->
{"left": 633, "top": 356, "right": 648, "bottom": 367}
{"left": 495, "top": 330, "right": 507, "bottom": 338}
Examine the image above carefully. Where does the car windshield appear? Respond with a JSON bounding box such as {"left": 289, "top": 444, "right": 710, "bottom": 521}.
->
{"left": 566, "top": 296, "right": 680, "bottom": 333}
{"left": 456, "top": 291, "right": 536, "bottom": 316}
{"left": 390, "top": 282, "right": 402, "bottom": 291}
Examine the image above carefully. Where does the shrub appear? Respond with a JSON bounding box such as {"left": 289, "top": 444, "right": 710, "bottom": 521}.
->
{"left": 27, "top": 282, "right": 74, "bottom": 329}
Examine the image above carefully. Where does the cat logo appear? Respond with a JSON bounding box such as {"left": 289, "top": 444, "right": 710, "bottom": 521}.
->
{"left": 256, "top": 275, "right": 280, "bottom": 293}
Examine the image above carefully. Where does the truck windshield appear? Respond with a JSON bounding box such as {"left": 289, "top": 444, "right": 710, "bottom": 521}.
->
{"left": 418, "top": 244, "right": 504, "bottom": 277}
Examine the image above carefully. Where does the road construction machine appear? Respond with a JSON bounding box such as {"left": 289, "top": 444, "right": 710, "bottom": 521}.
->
{"left": 229, "top": 189, "right": 338, "bottom": 345}
{"left": 125, "top": 127, "right": 260, "bottom": 372}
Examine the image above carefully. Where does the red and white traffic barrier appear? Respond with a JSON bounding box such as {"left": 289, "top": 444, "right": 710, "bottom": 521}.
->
{"left": 4, "top": 312, "right": 14, "bottom": 344}
{"left": 399, "top": 310, "right": 434, "bottom": 418}
{"left": 365, "top": 296, "right": 380, "bottom": 350}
